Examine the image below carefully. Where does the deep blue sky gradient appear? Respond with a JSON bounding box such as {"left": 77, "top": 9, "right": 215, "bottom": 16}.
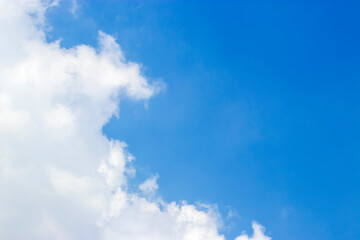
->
{"left": 47, "top": 1, "right": 360, "bottom": 239}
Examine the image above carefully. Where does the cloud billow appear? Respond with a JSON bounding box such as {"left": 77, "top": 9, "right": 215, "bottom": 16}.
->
{"left": 0, "top": 0, "right": 270, "bottom": 239}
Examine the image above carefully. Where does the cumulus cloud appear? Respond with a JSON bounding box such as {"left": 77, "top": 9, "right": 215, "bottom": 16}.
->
{"left": 0, "top": 0, "right": 271, "bottom": 239}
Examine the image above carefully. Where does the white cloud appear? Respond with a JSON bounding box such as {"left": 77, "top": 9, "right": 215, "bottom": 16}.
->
{"left": 0, "top": 0, "right": 271, "bottom": 239}
{"left": 235, "top": 222, "right": 271, "bottom": 240}
{"left": 139, "top": 174, "right": 159, "bottom": 195}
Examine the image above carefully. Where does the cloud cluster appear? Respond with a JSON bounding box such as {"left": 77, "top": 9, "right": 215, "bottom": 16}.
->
{"left": 0, "top": 0, "right": 271, "bottom": 239}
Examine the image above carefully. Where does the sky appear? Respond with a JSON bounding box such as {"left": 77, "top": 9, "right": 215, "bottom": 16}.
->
{"left": 0, "top": 0, "right": 359, "bottom": 239}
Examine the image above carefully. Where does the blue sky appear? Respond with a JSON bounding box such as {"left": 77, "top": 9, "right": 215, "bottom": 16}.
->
{"left": 6, "top": 0, "right": 359, "bottom": 239}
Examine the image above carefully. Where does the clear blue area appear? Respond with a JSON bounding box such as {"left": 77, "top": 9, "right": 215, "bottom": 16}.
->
{"left": 47, "top": 1, "right": 360, "bottom": 239}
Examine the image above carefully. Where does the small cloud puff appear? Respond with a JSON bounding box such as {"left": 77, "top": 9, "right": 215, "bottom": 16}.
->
{"left": 139, "top": 174, "right": 159, "bottom": 195}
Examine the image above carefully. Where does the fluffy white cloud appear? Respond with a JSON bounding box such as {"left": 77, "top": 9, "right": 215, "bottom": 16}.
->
{"left": 0, "top": 0, "right": 271, "bottom": 239}
{"left": 235, "top": 222, "right": 271, "bottom": 240}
